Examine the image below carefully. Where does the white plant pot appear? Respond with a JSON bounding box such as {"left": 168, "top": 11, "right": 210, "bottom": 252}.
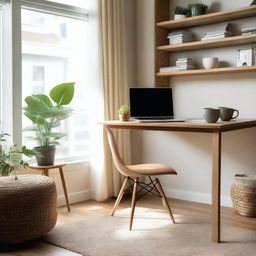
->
{"left": 174, "top": 14, "right": 187, "bottom": 20}
{"left": 203, "top": 57, "right": 219, "bottom": 69}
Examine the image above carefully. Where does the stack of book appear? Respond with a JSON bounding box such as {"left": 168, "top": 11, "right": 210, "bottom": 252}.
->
{"left": 167, "top": 31, "right": 193, "bottom": 45}
{"left": 237, "top": 46, "right": 256, "bottom": 67}
{"left": 176, "top": 58, "right": 195, "bottom": 70}
{"left": 241, "top": 26, "right": 256, "bottom": 35}
{"left": 159, "top": 66, "right": 180, "bottom": 72}
{"left": 201, "top": 30, "right": 232, "bottom": 41}
{"left": 159, "top": 58, "right": 195, "bottom": 73}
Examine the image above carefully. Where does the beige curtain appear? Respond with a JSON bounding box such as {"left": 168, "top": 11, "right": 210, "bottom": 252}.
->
{"left": 100, "top": 0, "right": 131, "bottom": 198}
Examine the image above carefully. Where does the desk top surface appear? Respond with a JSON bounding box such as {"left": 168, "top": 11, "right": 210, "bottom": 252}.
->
{"left": 101, "top": 119, "right": 256, "bottom": 133}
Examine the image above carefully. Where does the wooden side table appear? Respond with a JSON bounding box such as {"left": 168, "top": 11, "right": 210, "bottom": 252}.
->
{"left": 28, "top": 163, "right": 70, "bottom": 211}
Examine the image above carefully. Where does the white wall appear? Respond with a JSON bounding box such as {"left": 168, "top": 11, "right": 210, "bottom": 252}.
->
{"left": 133, "top": 0, "right": 256, "bottom": 207}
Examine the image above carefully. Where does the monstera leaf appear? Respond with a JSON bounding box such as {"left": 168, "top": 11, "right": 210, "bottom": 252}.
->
{"left": 50, "top": 82, "right": 75, "bottom": 105}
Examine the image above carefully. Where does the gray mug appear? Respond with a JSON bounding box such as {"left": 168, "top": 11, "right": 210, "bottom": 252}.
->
{"left": 219, "top": 107, "right": 239, "bottom": 121}
{"left": 203, "top": 108, "right": 220, "bottom": 123}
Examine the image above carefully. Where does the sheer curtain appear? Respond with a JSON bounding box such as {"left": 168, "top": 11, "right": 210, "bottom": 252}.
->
{"left": 100, "top": 0, "right": 131, "bottom": 198}
{"left": 88, "top": 0, "right": 131, "bottom": 200}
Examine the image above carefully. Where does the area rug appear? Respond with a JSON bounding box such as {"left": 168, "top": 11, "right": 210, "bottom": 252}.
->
{"left": 43, "top": 207, "right": 256, "bottom": 256}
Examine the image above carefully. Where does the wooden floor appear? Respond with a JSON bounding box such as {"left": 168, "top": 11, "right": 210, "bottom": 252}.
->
{"left": 1, "top": 196, "right": 256, "bottom": 256}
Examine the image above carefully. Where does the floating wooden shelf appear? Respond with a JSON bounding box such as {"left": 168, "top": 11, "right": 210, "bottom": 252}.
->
{"left": 157, "top": 66, "right": 256, "bottom": 77}
{"left": 157, "top": 6, "right": 256, "bottom": 30}
{"left": 157, "top": 34, "right": 256, "bottom": 53}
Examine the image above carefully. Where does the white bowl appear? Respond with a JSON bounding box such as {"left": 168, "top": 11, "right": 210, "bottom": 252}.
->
{"left": 203, "top": 57, "right": 219, "bottom": 69}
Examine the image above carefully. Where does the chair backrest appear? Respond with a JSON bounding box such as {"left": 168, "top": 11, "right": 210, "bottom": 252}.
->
{"left": 104, "top": 126, "right": 136, "bottom": 177}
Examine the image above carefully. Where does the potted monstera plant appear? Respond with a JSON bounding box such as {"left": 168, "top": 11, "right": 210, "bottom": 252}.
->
{"left": 0, "top": 132, "right": 36, "bottom": 178}
{"left": 23, "top": 82, "right": 75, "bottom": 166}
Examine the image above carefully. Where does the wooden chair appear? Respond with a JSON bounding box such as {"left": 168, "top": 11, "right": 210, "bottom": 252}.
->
{"left": 104, "top": 126, "right": 177, "bottom": 230}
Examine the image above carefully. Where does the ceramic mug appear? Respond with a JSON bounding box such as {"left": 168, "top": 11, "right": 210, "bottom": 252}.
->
{"left": 202, "top": 57, "right": 219, "bottom": 69}
{"left": 219, "top": 107, "right": 239, "bottom": 121}
{"left": 203, "top": 108, "right": 220, "bottom": 123}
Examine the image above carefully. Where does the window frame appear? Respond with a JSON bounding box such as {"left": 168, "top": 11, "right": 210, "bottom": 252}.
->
{"left": 1, "top": 0, "right": 89, "bottom": 162}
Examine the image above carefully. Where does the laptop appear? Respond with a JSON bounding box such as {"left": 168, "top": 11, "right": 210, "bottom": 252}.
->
{"left": 129, "top": 88, "right": 185, "bottom": 122}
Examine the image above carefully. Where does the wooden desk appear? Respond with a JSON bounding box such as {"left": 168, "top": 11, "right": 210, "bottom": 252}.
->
{"left": 102, "top": 119, "right": 256, "bottom": 243}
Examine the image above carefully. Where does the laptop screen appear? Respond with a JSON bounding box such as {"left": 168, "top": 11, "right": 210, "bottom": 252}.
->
{"left": 129, "top": 88, "right": 174, "bottom": 118}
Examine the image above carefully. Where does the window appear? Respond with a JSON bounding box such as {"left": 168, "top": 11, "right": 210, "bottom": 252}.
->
{"left": 0, "top": 7, "right": 2, "bottom": 129}
{"left": 1, "top": 0, "right": 90, "bottom": 161}
{"left": 22, "top": 8, "right": 89, "bottom": 160}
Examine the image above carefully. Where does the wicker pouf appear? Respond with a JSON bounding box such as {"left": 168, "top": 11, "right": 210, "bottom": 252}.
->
{"left": 0, "top": 174, "right": 57, "bottom": 243}
{"left": 231, "top": 174, "right": 256, "bottom": 217}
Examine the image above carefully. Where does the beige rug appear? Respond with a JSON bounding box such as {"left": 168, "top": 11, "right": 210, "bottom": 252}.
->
{"left": 43, "top": 207, "right": 256, "bottom": 256}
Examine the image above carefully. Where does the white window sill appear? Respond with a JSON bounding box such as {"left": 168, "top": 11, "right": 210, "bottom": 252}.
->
{"left": 26, "top": 156, "right": 90, "bottom": 166}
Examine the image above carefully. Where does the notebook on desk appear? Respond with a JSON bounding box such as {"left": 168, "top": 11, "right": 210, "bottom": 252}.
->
{"left": 129, "top": 88, "right": 185, "bottom": 122}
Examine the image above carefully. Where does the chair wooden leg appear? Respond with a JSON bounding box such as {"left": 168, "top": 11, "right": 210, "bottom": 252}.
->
{"left": 111, "top": 177, "right": 129, "bottom": 216}
{"left": 130, "top": 178, "right": 138, "bottom": 230}
{"left": 156, "top": 178, "right": 175, "bottom": 224}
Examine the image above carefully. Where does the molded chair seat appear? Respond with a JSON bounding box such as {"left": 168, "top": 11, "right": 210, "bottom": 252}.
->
{"left": 127, "top": 163, "right": 177, "bottom": 176}
{"left": 104, "top": 125, "right": 177, "bottom": 230}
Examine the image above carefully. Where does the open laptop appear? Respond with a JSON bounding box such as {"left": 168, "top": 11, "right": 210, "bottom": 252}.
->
{"left": 129, "top": 88, "right": 185, "bottom": 122}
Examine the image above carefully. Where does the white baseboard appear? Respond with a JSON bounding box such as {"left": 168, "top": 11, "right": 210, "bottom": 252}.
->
{"left": 164, "top": 187, "right": 233, "bottom": 208}
{"left": 57, "top": 189, "right": 91, "bottom": 207}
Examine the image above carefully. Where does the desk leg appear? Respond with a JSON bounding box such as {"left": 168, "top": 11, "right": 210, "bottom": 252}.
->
{"left": 212, "top": 131, "right": 221, "bottom": 243}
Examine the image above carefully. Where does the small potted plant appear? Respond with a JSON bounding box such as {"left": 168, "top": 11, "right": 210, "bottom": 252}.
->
{"left": 174, "top": 6, "right": 189, "bottom": 20}
{"left": 189, "top": 3, "right": 208, "bottom": 16}
{"left": 23, "top": 82, "right": 75, "bottom": 166}
{"left": 118, "top": 104, "right": 130, "bottom": 122}
{"left": 0, "top": 132, "right": 37, "bottom": 178}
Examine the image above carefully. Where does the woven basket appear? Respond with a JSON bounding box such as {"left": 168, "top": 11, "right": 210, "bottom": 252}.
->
{"left": 0, "top": 174, "right": 57, "bottom": 243}
{"left": 231, "top": 174, "right": 256, "bottom": 217}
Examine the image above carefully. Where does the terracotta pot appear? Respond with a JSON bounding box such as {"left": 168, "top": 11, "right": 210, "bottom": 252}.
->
{"left": 34, "top": 146, "right": 56, "bottom": 166}
{"left": 119, "top": 114, "right": 130, "bottom": 122}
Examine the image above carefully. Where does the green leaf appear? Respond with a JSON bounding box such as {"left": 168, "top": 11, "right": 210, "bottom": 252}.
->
{"left": 50, "top": 82, "right": 75, "bottom": 105}
{"left": 53, "top": 106, "right": 73, "bottom": 120}
{"left": 23, "top": 126, "right": 39, "bottom": 132}
{"left": 25, "top": 95, "right": 50, "bottom": 113}
{"left": 52, "top": 121, "right": 61, "bottom": 128}
{"left": 34, "top": 94, "right": 53, "bottom": 107}
{"left": 21, "top": 146, "right": 39, "bottom": 157}
{"left": 42, "top": 132, "right": 65, "bottom": 139}
{"left": 24, "top": 112, "right": 37, "bottom": 123}
{"left": 36, "top": 115, "right": 48, "bottom": 125}
{"left": 50, "top": 141, "right": 60, "bottom": 145}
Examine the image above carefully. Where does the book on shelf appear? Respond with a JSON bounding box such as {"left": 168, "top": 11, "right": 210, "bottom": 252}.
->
{"left": 168, "top": 34, "right": 193, "bottom": 39}
{"left": 205, "top": 30, "right": 230, "bottom": 36}
{"left": 160, "top": 65, "right": 195, "bottom": 72}
{"left": 159, "top": 66, "right": 180, "bottom": 72}
{"left": 167, "top": 31, "right": 193, "bottom": 45}
{"left": 168, "top": 31, "right": 193, "bottom": 37}
{"left": 241, "top": 31, "right": 256, "bottom": 35}
{"left": 176, "top": 61, "right": 194, "bottom": 66}
{"left": 237, "top": 45, "right": 256, "bottom": 67}
{"left": 241, "top": 26, "right": 256, "bottom": 33}
{"left": 201, "top": 23, "right": 232, "bottom": 41}
{"left": 201, "top": 34, "right": 232, "bottom": 41}
{"left": 204, "top": 32, "right": 232, "bottom": 37}
{"left": 201, "top": 31, "right": 232, "bottom": 41}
